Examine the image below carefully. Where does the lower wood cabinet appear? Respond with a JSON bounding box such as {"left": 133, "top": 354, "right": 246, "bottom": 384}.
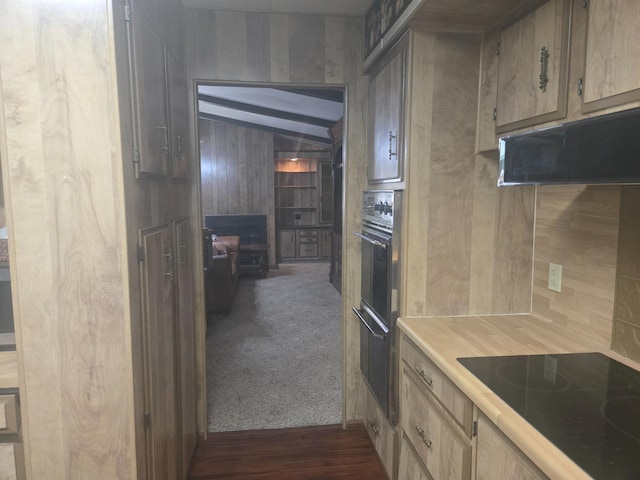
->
{"left": 397, "top": 434, "right": 430, "bottom": 480}
{"left": 476, "top": 415, "right": 548, "bottom": 480}
{"left": 364, "top": 385, "right": 396, "bottom": 479}
{"left": 0, "top": 442, "right": 25, "bottom": 480}
{"left": 0, "top": 393, "right": 24, "bottom": 480}
{"left": 276, "top": 227, "right": 331, "bottom": 261}
{"left": 397, "top": 333, "right": 550, "bottom": 480}
{"left": 398, "top": 334, "right": 473, "bottom": 480}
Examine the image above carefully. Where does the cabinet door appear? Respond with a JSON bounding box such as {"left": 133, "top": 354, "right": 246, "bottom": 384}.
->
{"left": 139, "top": 224, "right": 178, "bottom": 480}
{"left": 476, "top": 29, "right": 501, "bottom": 153}
{"left": 401, "top": 371, "right": 471, "bottom": 480}
{"left": 128, "top": 2, "right": 168, "bottom": 178}
{"left": 166, "top": 50, "right": 190, "bottom": 180}
{"left": 495, "top": 0, "right": 571, "bottom": 133}
{"left": 173, "top": 218, "right": 196, "bottom": 479}
{"left": 277, "top": 229, "right": 296, "bottom": 260}
{"left": 0, "top": 443, "right": 25, "bottom": 480}
{"left": 398, "top": 435, "right": 430, "bottom": 480}
{"left": 476, "top": 415, "right": 548, "bottom": 480}
{"left": 581, "top": 0, "right": 640, "bottom": 112}
{"left": 320, "top": 229, "right": 332, "bottom": 259}
{"left": 368, "top": 40, "right": 406, "bottom": 184}
{"left": 318, "top": 161, "right": 333, "bottom": 224}
{"left": 364, "top": 386, "right": 396, "bottom": 479}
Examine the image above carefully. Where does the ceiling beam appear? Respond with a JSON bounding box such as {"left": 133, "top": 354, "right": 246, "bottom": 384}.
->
{"left": 274, "top": 87, "right": 344, "bottom": 104}
{"left": 198, "top": 93, "right": 336, "bottom": 129}
{"left": 199, "top": 112, "right": 331, "bottom": 146}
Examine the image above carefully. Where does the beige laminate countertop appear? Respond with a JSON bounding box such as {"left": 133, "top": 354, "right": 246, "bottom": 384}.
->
{"left": 0, "top": 349, "right": 19, "bottom": 389}
{"left": 398, "top": 314, "right": 640, "bottom": 480}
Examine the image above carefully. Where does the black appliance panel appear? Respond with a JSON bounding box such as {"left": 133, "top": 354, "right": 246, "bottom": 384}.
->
{"left": 458, "top": 352, "right": 640, "bottom": 479}
{"left": 359, "top": 225, "right": 391, "bottom": 326}
{"left": 499, "top": 107, "right": 640, "bottom": 185}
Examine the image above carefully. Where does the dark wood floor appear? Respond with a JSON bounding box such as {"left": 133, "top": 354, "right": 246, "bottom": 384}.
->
{"left": 189, "top": 423, "right": 388, "bottom": 479}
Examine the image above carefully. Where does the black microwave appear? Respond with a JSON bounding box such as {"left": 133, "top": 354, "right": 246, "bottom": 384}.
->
{"left": 499, "top": 107, "right": 640, "bottom": 186}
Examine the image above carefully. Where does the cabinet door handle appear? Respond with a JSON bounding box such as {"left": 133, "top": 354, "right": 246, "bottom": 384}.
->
{"left": 415, "top": 426, "right": 433, "bottom": 448}
{"left": 388, "top": 130, "right": 398, "bottom": 160}
{"left": 539, "top": 46, "right": 549, "bottom": 91}
{"left": 178, "top": 244, "right": 187, "bottom": 269}
{"left": 164, "top": 250, "right": 174, "bottom": 280}
{"left": 174, "top": 134, "right": 183, "bottom": 157}
{"left": 156, "top": 126, "right": 169, "bottom": 153}
{"left": 368, "top": 420, "right": 380, "bottom": 435}
{"left": 415, "top": 367, "right": 433, "bottom": 387}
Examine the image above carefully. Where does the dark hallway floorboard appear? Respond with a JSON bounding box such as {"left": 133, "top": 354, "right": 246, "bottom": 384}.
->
{"left": 189, "top": 423, "right": 388, "bottom": 479}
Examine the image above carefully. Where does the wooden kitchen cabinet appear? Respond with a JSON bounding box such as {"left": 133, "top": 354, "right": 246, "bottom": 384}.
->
{"left": 495, "top": 0, "right": 571, "bottom": 133}
{"left": 165, "top": 49, "right": 190, "bottom": 180}
{"left": 0, "top": 443, "right": 25, "bottom": 480}
{"left": 397, "top": 435, "right": 430, "bottom": 480}
{"left": 364, "top": 385, "right": 396, "bottom": 480}
{"left": 0, "top": 393, "right": 24, "bottom": 480}
{"left": 476, "top": 415, "right": 548, "bottom": 480}
{"left": 367, "top": 35, "right": 406, "bottom": 185}
{"left": 128, "top": 1, "right": 169, "bottom": 178}
{"left": 580, "top": 0, "right": 640, "bottom": 113}
{"left": 398, "top": 335, "right": 473, "bottom": 480}
{"left": 475, "top": 28, "right": 501, "bottom": 153}
{"left": 277, "top": 229, "right": 296, "bottom": 260}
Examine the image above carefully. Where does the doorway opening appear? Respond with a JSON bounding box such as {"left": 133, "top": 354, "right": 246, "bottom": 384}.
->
{"left": 197, "top": 82, "right": 345, "bottom": 432}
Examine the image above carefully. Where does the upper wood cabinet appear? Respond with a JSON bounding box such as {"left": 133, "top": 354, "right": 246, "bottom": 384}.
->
{"left": 165, "top": 50, "right": 190, "bottom": 181}
{"left": 128, "top": 2, "right": 169, "bottom": 178}
{"left": 495, "top": 0, "right": 571, "bottom": 133}
{"left": 581, "top": 0, "right": 640, "bottom": 113}
{"left": 367, "top": 36, "right": 407, "bottom": 185}
{"left": 476, "top": 29, "right": 501, "bottom": 153}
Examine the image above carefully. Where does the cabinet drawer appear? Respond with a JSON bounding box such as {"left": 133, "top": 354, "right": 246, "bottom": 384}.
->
{"left": 401, "top": 372, "right": 471, "bottom": 480}
{"left": 298, "top": 237, "right": 318, "bottom": 244}
{"left": 401, "top": 335, "right": 472, "bottom": 435}
{"left": 0, "top": 442, "right": 25, "bottom": 480}
{"left": 0, "top": 395, "right": 19, "bottom": 435}
{"left": 298, "top": 244, "right": 318, "bottom": 258}
{"left": 298, "top": 230, "right": 318, "bottom": 238}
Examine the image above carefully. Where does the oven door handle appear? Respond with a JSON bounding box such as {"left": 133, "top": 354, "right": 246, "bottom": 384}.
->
{"left": 352, "top": 307, "right": 387, "bottom": 339}
{"left": 353, "top": 232, "right": 388, "bottom": 249}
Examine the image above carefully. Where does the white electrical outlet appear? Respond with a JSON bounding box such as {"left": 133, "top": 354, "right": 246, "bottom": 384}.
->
{"left": 548, "top": 263, "right": 562, "bottom": 292}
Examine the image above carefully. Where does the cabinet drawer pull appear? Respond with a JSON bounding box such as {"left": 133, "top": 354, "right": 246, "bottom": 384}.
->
{"left": 415, "top": 367, "right": 433, "bottom": 387}
{"left": 368, "top": 420, "right": 380, "bottom": 435}
{"left": 415, "top": 426, "right": 433, "bottom": 448}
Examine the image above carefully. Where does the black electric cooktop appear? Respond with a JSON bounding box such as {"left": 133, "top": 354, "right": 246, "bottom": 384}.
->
{"left": 458, "top": 352, "right": 640, "bottom": 480}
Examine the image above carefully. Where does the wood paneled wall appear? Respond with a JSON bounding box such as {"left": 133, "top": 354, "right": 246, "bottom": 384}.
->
{"left": 199, "top": 119, "right": 276, "bottom": 263}
{"left": 403, "top": 31, "right": 536, "bottom": 318}
{"left": 531, "top": 185, "right": 621, "bottom": 347}
{"left": 611, "top": 187, "right": 640, "bottom": 360}
{"left": 184, "top": 9, "right": 369, "bottom": 422}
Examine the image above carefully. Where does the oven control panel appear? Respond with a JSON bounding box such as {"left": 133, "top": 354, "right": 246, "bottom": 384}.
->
{"left": 363, "top": 190, "right": 395, "bottom": 229}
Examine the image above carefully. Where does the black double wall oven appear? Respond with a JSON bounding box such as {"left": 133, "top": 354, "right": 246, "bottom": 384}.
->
{"left": 354, "top": 190, "right": 402, "bottom": 426}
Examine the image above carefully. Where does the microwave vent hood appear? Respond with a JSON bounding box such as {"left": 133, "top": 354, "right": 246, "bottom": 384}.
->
{"left": 498, "top": 107, "right": 640, "bottom": 186}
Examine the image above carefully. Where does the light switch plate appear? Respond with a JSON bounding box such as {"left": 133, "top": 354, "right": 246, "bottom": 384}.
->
{"left": 548, "top": 263, "right": 562, "bottom": 292}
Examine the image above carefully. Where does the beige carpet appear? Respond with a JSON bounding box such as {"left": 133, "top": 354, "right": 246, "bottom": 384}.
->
{"left": 206, "top": 262, "right": 342, "bottom": 432}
